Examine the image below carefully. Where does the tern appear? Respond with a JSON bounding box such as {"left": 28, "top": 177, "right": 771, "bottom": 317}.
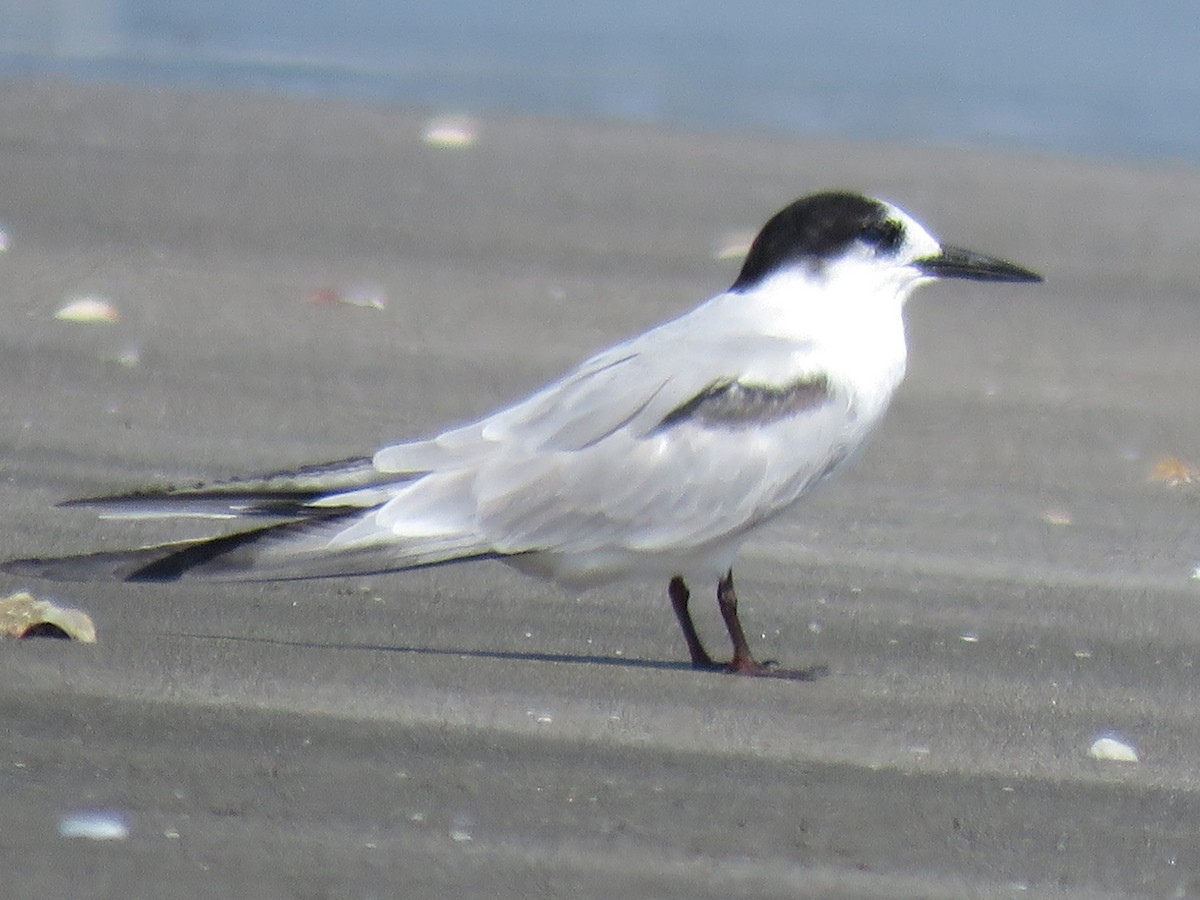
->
{"left": 3, "top": 191, "right": 1041, "bottom": 678}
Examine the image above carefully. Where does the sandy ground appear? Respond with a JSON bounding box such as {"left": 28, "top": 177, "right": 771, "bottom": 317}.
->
{"left": 2, "top": 81, "right": 1200, "bottom": 898}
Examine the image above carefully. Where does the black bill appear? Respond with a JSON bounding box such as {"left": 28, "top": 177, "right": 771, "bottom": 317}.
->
{"left": 917, "top": 245, "right": 1042, "bottom": 283}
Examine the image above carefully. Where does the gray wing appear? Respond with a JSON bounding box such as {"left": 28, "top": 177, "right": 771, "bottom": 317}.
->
{"left": 375, "top": 309, "right": 829, "bottom": 466}
{"left": 368, "top": 322, "right": 861, "bottom": 561}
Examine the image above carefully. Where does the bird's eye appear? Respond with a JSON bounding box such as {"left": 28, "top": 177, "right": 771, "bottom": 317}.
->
{"left": 859, "top": 221, "right": 903, "bottom": 253}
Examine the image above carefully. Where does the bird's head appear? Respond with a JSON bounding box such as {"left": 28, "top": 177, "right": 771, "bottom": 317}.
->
{"left": 731, "top": 191, "right": 1042, "bottom": 307}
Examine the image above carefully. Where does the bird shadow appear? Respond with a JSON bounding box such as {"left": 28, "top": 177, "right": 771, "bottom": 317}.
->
{"left": 172, "top": 631, "right": 828, "bottom": 679}
{"left": 174, "top": 630, "right": 706, "bottom": 673}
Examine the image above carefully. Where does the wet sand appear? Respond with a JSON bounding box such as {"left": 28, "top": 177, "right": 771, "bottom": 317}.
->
{"left": 2, "top": 81, "right": 1200, "bottom": 898}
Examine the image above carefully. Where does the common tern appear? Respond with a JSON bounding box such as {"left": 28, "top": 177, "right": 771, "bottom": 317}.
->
{"left": 3, "top": 190, "right": 1042, "bottom": 678}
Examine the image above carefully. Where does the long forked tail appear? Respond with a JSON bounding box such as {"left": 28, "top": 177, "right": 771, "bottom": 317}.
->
{"left": 3, "top": 509, "right": 501, "bottom": 583}
{"left": 2, "top": 457, "right": 499, "bottom": 583}
{"left": 4, "top": 513, "right": 347, "bottom": 582}
{"left": 56, "top": 455, "right": 386, "bottom": 521}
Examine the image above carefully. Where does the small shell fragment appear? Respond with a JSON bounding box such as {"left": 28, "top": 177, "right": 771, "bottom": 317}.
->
{"left": 107, "top": 343, "right": 141, "bottom": 368}
{"left": 55, "top": 296, "right": 119, "bottom": 324}
{"left": 309, "top": 283, "right": 387, "bottom": 310}
{"left": 0, "top": 224, "right": 9, "bottom": 252}
{"left": 448, "top": 813, "right": 474, "bottom": 843}
{"left": 1150, "top": 457, "right": 1199, "bottom": 486}
{"left": 713, "top": 229, "right": 756, "bottom": 261}
{"left": 59, "top": 810, "right": 129, "bottom": 840}
{"left": 422, "top": 115, "right": 478, "bottom": 149}
{"left": 1088, "top": 735, "right": 1138, "bottom": 763}
{"left": 0, "top": 591, "right": 97, "bottom": 642}
{"left": 1039, "top": 509, "right": 1073, "bottom": 527}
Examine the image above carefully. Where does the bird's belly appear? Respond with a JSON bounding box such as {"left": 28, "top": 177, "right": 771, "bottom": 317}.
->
{"left": 505, "top": 538, "right": 745, "bottom": 590}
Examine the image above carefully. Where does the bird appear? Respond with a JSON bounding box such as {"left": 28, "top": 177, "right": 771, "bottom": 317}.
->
{"left": 2, "top": 190, "right": 1042, "bottom": 678}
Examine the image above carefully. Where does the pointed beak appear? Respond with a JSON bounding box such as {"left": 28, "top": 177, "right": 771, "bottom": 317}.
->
{"left": 917, "top": 245, "right": 1042, "bottom": 283}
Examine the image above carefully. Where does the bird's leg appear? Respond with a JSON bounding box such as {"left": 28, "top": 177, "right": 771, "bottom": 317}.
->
{"left": 715, "top": 569, "right": 769, "bottom": 674}
{"left": 669, "top": 571, "right": 825, "bottom": 680}
{"left": 715, "top": 569, "right": 826, "bottom": 680}
{"left": 668, "top": 576, "right": 719, "bottom": 669}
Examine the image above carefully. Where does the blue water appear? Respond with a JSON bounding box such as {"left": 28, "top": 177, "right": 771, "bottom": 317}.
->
{"left": 2, "top": 0, "right": 1198, "bottom": 167}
